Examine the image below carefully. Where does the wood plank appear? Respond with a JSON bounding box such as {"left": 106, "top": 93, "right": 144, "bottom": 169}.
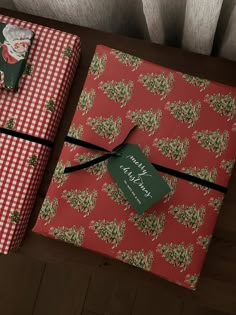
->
{"left": 33, "top": 262, "right": 91, "bottom": 315}
{"left": 0, "top": 253, "right": 45, "bottom": 315}
{"left": 83, "top": 268, "right": 137, "bottom": 315}
{"left": 182, "top": 300, "right": 232, "bottom": 315}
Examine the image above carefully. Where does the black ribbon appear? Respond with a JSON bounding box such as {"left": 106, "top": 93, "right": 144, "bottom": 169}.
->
{"left": 64, "top": 126, "right": 227, "bottom": 194}
{"left": 0, "top": 127, "right": 53, "bottom": 147}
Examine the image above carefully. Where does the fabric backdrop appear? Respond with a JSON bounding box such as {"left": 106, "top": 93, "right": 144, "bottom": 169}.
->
{"left": 0, "top": 0, "right": 236, "bottom": 61}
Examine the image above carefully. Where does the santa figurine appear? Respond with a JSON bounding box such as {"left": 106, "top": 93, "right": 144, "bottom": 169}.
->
{"left": 0, "top": 24, "right": 33, "bottom": 64}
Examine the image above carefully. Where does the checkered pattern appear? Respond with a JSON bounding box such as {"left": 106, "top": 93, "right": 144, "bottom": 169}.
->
{"left": 0, "top": 15, "right": 81, "bottom": 141}
{"left": 0, "top": 15, "right": 81, "bottom": 254}
{"left": 0, "top": 133, "right": 51, "bottom": 254}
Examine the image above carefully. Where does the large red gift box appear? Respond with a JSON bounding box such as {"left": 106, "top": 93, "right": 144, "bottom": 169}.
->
{"left": 0, "top": 15, "right": 81, "bottom": 254}
{"left": 33, "top": 45, "right": 236, "bottom": 289}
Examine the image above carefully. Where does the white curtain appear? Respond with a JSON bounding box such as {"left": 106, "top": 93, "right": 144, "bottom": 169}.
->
{"left": 1, "top": 0, "right": 236, "bottom": 61}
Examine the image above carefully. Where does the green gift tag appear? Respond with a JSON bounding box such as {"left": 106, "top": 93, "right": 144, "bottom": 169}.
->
{"left": 0, "top": 22, "right": 34, "bottom": 91}
{"left": 108, "top": 144, "right": 171, "bottom": 214}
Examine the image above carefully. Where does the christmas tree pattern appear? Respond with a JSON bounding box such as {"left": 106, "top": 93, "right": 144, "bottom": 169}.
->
{"left": 89, "top": 218, "right": 126, "bottom": 249}
{"left": 142, "top": 145, "right": 150, "bottom": 157}
{"left": 49, "top": 225, "right": 84, "bottom": 246}
{"left": 52, "top": 160, "right": 71, "bottom": 188}
{"left": 98, "top": 79, "right": 134, "bottom": 108}
{"left": 74, "top": 152, "right": 107, "bottom": 180}
{"left": 117, "top": 249, "right": 154, "bottom": 271}
{"left": 126, "top": 108, "right": 162, "bottom": 136}
{"left": 28, "top": 154, "right": 38, "bottom": 167}
{"left": 88, "top": 52, "right": 107, "bottom": 79}
{"left": 138, "top": 72, "right": 174, "bottom": 100}
{"left": 220, "top": 159, "right": 235, "bottom": 175}
{"left": 39, "top": 197, "right": 58, "bottom": 225}
{"left": 197, "top": 235, "right": 211, "bottom": 251}
{"left": 208, "top": 196, "right": 224, "bottom": 213}
{"left": 10, "top": 211, "right": 20, "bottom": 224}
{"left": 182, "top": 74, "right": 209, "bottom": 92}
{"left": 129, "top": 212, "right": 165, "bottom": 241}
{"left": 165, "top": 100, "right": 201, "bottom": 128}
{"left": 45, "top": 99, "right": 55, "bottom": 112}
{"left": 192, "top": 129, "right": 229, "bottom": 158}
{"left": 102, "top": 182, "right": 130, "bottom": 210}
{"left": 205, "top": 92, "right": 236, "bottom": 121}
{"left": 110, "top": 49, "right": 143, "bottom": 71}
{"left": 63, "top": 46, "right": 72, "bottom": 57}
{"left": 163, "top": 175, "right": 177, "bottom": 203}
{"left": 77, "top": 88, "right": 95, "bottom": 115}
{"left": 4, "top": 118, "right": 15, "bottom": 129}
{"left": 62, "top": 188, "right": 97, "bottom": 217}
{"left": 65, "top": 124, "right": 83, "bottom": 151}
{"left": 156, "top": 242, "right": 194, "bottom": 272}
{"left": 184, "top": 274, "right": 199, "bottom": 289}
{"left": 153, "top": 136, "right": 189, "bottom": 165}
{"left": 87, "top": 116, "right": 122, "bottom": 144}
{"left": 168, "top": 204, "right": 205, "bottom": 233}
{"left": 182, "top": 166, "right": 217, "bottom": 195}
{"left": 24, "top": 63, "right": 32, "bottom": 76}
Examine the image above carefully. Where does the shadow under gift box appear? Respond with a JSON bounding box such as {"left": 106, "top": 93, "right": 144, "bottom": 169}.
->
{"left": 33, "top": 45, "right": 236, "bottom": 290}
{"left": 0, "top": 14, "right": 81, "bottom": 254}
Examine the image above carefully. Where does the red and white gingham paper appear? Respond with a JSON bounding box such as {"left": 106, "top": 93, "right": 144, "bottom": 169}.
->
{"left": 0, "top": 133, "right": 50, "bottom": 254}
{"left": 0, "top": 15, "right": 81, "bottom": 141}
{"left": 0, "top": 15, "right": 81, "bottom": 253}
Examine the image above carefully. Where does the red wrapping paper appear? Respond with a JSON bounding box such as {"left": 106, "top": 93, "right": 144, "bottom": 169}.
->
{"left": 0, "top": 15, "right": 81, "bottom": 254}
{"left": 33, "top": 45, "right": 236, "bottom": 289}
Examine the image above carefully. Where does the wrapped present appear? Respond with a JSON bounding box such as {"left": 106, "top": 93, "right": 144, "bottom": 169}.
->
{"left": 0, "top": 14, "right": 81, "bottom": 254}
{"left": 33, "top": 45, "right": 236, "bottom": 289}
{"left": 0, "top": 22, "right": 34, "bottom": 91}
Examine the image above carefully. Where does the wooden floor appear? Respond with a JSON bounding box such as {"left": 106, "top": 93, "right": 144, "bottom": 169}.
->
{"left": 1, "top": 8, "right": 236, "bottom": 315}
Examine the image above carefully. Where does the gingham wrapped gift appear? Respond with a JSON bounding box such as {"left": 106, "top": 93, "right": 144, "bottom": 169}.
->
{"left": 0, "top": 14, "right": 81, "bottom": 254}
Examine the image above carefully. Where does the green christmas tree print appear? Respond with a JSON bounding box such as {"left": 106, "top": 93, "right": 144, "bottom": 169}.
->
{"left": 141, "top": 145, "right": 150, "bottom": 157}
{"left": 65, "top": 124, "right": 83, "bottom": 151}
{"left": 28, "top": 154, "right": 38, "bottom": 167}
{"left": 88, "top": 52, "right": 107, "bottom": 79}
{"left": 39, "top": 197, "right": 58, "bottom": 225}
{"left": 62, "top": 188, "right": 97, "bottom": 217}
{"left": 168, "top": 204, "right": 205, "bottom": 233}
{"left": 117, "top": 249, "right": 154, "bottom": 271}
{"left": 63, "top": 46, "right": 72, "bottom": 57}
{"left": 87, "top": 116, "right": 122, "bottom": 144}
{"left": 10, "top": 211, "right": 20, "bottom": 224}
{"left": 138, "top": 72, "right": 174, "bottom": 100}
{"left": 192, "top": 129, "right": 229, "bottom": 157}
{"left": 197, "top": 235, "right": 211, "bottom": 251}
{"left": 184, "top": 274, "right": 199, "bottom": 289}
{"left": 220, "top": 159, "right": 235, "bottom": 175}
{"left": 45, "top": 99, "right": 55, "bottom": 112}
{"left": 156, "top": 242, "right": 194, "bottom": 272}
{"left": 208, "top": 196, "right": 223, "bottom": 213}
{"left": 49, "top": 225, "right": 84, "bottom": 246}
{"left": 89, "top": 218, "right": 126, "bottom": 249}
{"left": 129, "top": 212, "right": 165, "bottom": 241}
{"left": 98, "top": 79, "right": 134, "bottom": 108}
{"left": 110, "top": 49, "right": 143, "bottom": 71}
{"left": 74, "top": 152, "right": 107, "bottom": 180}
{"left": 165, "top": 100, "right": 201, "bottom": 128}
{"left": 153, "top": 136, "right": 189, "bottom": 165}
{"left": 204, "top": 92, "right": 236, "bottom": 121}
{"left": 52, "top": 160, "right": 71, "bottom": 188}
{"left": 126, "top": 108, "right": 162, "bottom": 136}
{"left": 77, "top": 88, "right": 95, "bottom": 115}
{"left": 102, "top": 182, "right": 130, "bottom": 210}
{"left": 5, "top": 118, "right": 15, "bottom": 129}
{"left": 182, "top": 74, "right": 209, "bottom": 92}
{"left": 163, "top": 175, "right": 177, "bottom": 203}
{"left": 24, "top": 63, "right": 32, "bottom": 76}
{"left": 182, "top": 166, "right": 217, "bottom": 195}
